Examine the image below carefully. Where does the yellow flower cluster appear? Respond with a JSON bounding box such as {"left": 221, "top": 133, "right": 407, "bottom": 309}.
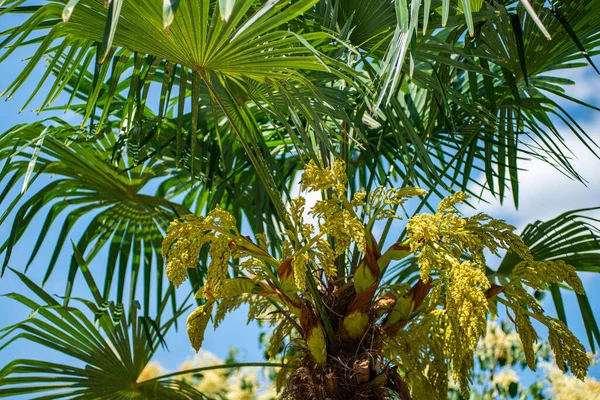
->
{"left": 506, "top": 290, "right": 590, "bottom": 378}
{"left": 162, "top": 215, "right": 212, "bottom": 287}
{"left": 445, "top": 260, "right": 490, "bottom": 394}
{"left": 214, "top": 294, "right": 248, "bottom": 329}
{"left": 363, "top": 186, "right": 426, "bottom": 221}
{"left": 204, "top": 235, "right": 232, "bottom": 299}
{"left": 512, "top": 259, "right": 584, "bottom": 294}
{"left": 312, "top": 239, "right": 337, "bottom": 276}
{"left": 407, "top": 192, "right": 528, "bottom": 282}
{"left": 404, "top": 190, "right": 590, "bottom": 394}
{"left": 505, "top": 284, "right": 544, "bottom": 314}
{"left": 162, "top": 206, "right": 239, "bottom": 289}
{"left": 239, "top": 257, "right": 268, "bottom": 279}
{"left": 547, "top": 317, "right": 590, "bottom": 380}
{"left": 311, "top": 199, "right": 366, "bottom": 254}
{"left": 514, "top": 307, "right": 539, "bottom": 370}
{"left": 301, "top": 159, "right": 347, "bottom": 195}
{"left": 268, "top": 319, "right": 293, "bottom": 359}
{"left": 289, "top": 197, "right": 314, "bottom": 238}
{"left": 292, "top": 253, "right": 308, "bottom": 291}
{"left": 502, "top": 258, "right": 590, "bottom": 378}
{"left": 186, "top": 301, "right": 214, "bottom": 351}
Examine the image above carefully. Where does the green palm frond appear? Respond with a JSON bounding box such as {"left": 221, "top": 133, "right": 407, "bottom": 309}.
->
{"left": 0, "top": 121, "right": 189, "bottom": 311}
{"left": 0, "top": 265, "right": 204, "bottom": 399}
{"left": 0, "top": 260, "right": 280, "bottom": 399}
{"left": 0, "top": 0, "right": 358, "bottom": 230}
{"left": 0, "top": 0, "right": 349, "bottom": 153}
{"left": 0, "top": 114, "right": 306, "bottom": 308}
{"left": 2, "top": 0, "right": 599, "bottom": 211}
{"left": 359, "top": 0, "right": 597, "bottom": 109}
{"left": 343, "top": 0, "right": 600, "bottom": 208}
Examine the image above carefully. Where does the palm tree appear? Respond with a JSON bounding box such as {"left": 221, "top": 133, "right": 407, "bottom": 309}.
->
{"left": 0, "top": 0, "right": 599, "bottom": 398}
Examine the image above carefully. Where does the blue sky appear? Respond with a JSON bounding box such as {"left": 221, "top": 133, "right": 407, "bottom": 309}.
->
{"left": 0, "top": 9, "right": 599, "bottom": 395}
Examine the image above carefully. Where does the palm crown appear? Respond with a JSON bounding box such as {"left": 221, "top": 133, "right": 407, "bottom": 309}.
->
{"left": 1, "top": 0, "right": 600, "bottom": 398}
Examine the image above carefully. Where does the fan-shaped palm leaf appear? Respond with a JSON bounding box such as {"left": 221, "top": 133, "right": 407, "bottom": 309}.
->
{"left": 0, "top": 262, "right": 277, "bottom": 399}
{"left": 0, "top": 121, "right": 189, "bottom": 311}
{"left": 0, "top": 265, "right": 203, "bottom": 399}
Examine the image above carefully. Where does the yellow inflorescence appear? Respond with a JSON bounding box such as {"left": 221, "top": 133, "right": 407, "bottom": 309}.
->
{"left": 292, "top": 253, "right": 308, "bottom": 291}
{"left": 203, "top": 235, "right": 232, "bottom": 299}
{"left": 514, "top": 307, "right": 539, "bottom": 370}
{"left": 301, "top": 159, "right": 347, "bottom": 195}
{"left": 365, "top": 186, "right": 427, "bottom": 221}
{"left": 161, "top": 161, "right": 591, "bottom": 398}
{"left": 407, "top": 196, "right": 529, "bottom": 279}
{"left": 404, "top": 191, "right": 590, "bottom": 394}
{"left": 445, "top": 260, "right": 490, "bottom": 395}
{"left": 547, "top": 317, "right": 590, "bottom": 380}
{"left": 162, "top": 215, "right": 213, "bottom": 287}
{"left": 311, "top": 202, "right": 366, "bottom": 255}
{"left": 214, "top": 294, "right": 248, "bottom": 329}
{"left": 512, "top": 259, "right": 584, "bottom": 294}
{"left": 313, "top": 239, "right": 337, "bottom": 277}
{"left": 186, "top": 301, "right": 214, "bottom": 351}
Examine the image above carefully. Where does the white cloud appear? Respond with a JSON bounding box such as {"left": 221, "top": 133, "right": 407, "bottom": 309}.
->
{"left": 289, "top": 173, "right": 321, "bottom": 228}
{"left": 470, "top": 112, "right": 600, "bottom": 231}
{"left": 550, "top": 67, "right": 600, "bottom": 106}
{"left": 544, "top": 56, "right": 600, "bottom": 107}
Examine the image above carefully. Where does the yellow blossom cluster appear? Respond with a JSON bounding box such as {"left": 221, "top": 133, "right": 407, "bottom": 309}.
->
{"left": 504, "top": 260, "right": 590, "bottom": 377}
{"left": 204, "top": 235, "right": 232, "bottom": 299}
{"left": 162, "top": 206, "right": 239, "bottom": 289}
{"left": 289, "top": 197, "right": 313, "bottom": 238}
{"left": 162, "top": 214, "right": 213, "bottom": 287}
{"left": 214, "top": 294, "right": 248, "bottom": 329}
{"left": 503, "top": 289, "right": 591, "bottom": 379}
{"left": 312, "top": 239, "right": 337, "bottom": 276}
{"left": 186, "top": 301, "right": 214, "bottom": 351}
{"left": 310, "top": 198, "right": 366, "bottom": 254}
{"left": 362, "top": 186, "right": 426, "bottom": 221}
{"left": 404, "top": 191, "right": 590, "bottom": 395}
{"left": 444, "top": 260, "right": 490, "bottom": 394}
{"left": 291, "top": 253, "right": 309, "bottom": 291}
{"left": 547, "top": 317, "right": 590, "bottom": 380}
{"left": 512, "top": 259, "right": 584, "bottom": 294}
{"left": 513, "top": 307, "right": 539, "bottom": 370}
{"left": 300, "top": 159, "right": 347, "bottom": 195}
{"left": 407, "top": 192, "right": 527, "bottom": 281}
